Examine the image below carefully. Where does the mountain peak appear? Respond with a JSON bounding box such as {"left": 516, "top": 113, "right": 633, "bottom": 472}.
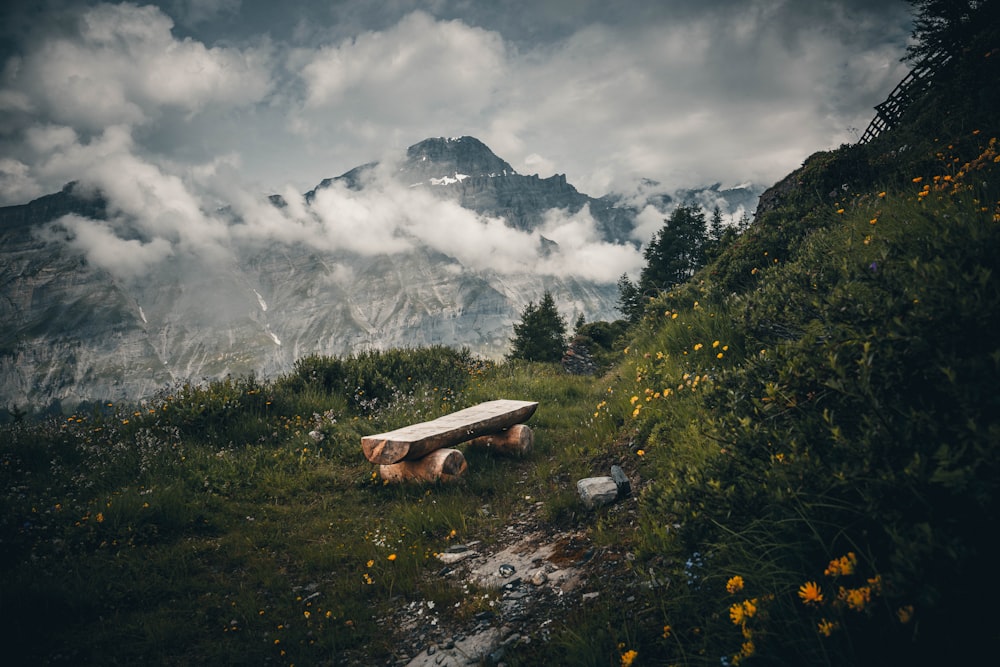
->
{"left": 402, "top": 136, "right": 515, "bottom": 180}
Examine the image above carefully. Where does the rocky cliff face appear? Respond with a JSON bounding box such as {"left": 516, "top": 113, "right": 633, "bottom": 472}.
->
{"left": 0, "top": 136, "right": 760, "bottom": 412}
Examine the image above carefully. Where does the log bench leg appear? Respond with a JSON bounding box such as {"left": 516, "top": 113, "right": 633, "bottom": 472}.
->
{"left": 379, "top": 448, "right": 468, "bottom": 483}
{"left": 464, "top": 424, "right": 533, "bottom": 457}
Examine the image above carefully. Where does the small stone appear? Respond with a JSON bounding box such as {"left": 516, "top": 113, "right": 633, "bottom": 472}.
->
{"left": 577, "top": 476, "right": 618, "bottom": 508}
{"left": 498, "top": 563, "right": 516, "bottom": 577}
{"left": 530, "top": 570, "right": 548, "bottom": 586}
{"left": 610, "top": 465, "right": 631, "bottom": 497}
{"left": 582, "top": 592, "right": 600, "bottom": 602}
{"left": 437, "top": 550, "right": 477, "bottom": 565}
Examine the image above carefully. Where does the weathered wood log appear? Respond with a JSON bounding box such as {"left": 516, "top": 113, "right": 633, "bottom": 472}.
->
{"left": 464, "top": 424, "right": 533, "bottom": 457}
{"left": 361, "top": 399, "right": 538, "bottom": 464}
{"left": 378, "top": 448, "right": 468, "bottom": 483}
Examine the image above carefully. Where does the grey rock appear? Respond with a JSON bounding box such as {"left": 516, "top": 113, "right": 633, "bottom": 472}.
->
{"left": 610, "top": 465, "right": 631, "bottom": 497}
{"left": 577, "top": 476, "right": 619, "bottom": 509}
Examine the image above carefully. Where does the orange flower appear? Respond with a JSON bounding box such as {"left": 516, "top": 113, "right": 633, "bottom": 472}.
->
{"left": 798, "top": 581, "right": 823, "bottom": 605}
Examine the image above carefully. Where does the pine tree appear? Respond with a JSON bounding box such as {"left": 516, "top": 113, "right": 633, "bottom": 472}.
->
{"left": 905, "top": 0, "right": 999, "bottom": 62}
{"left": 507, "top": 291, "right": 568, "bottom": 362}
{"left": 616, "top": 273, "right": 643, "bottom": 323}
{"left": 638, "top": 205, "right": 707, "bottom": 294}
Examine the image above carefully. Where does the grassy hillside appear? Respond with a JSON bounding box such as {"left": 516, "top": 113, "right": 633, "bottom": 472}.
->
{"left": 3, "top": 12, "right": 999, "bottom": 667}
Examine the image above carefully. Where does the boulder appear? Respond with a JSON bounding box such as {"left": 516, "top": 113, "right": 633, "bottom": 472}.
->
{"left": 577, "top": 476, "right": 618, "bottom": 509}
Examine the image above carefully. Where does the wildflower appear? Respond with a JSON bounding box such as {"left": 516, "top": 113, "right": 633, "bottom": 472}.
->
{"left": 693, "top": 343, "right": 703, "bottom": 351}
{"left": 630, "top": 395, "right": 639, "bottom": 405}
{"left": 662, "top": 624, "right": 672, "bottom": 638}
{"left": 713, "top": 340, "right": 720, "bottom": 348}
{"left": 897, "top": 605, "right": 915, "bottom": 624}
{"left": 96, "top": 513, "right": 104, "bottom": 523}
{"left": 729, "top": 602, "right": 746, "bottom": 625}
{"left": 869, "top": 217, "right": 878, "bottom": 225}
{"left": 798, "top": 581, "right": 823, "bottom": 605}
{"left": 878, "top": 191, "right": 887, "bottom": 198}
{"left": 836, "top": 208, "right": 845, "bottom": 214}
{"left": 824, "top": 552, "right": 857, "bottom": 577}
{"left": 303, "top": 611, "right": 311, "bottom": 619}
{"left": 840, "top": 586, "right": 871, "bottom": 612}
{"left": 717, "top": 352, "right": 724, "bottom": 359}
{"left": 817, "top": 618, "right": 837, "bottom": 637}
{"left": 621, "top": 649, "right": 638, "bottom": 667}
{"left": 912, "top": 176, "right": 923, "bottom": 183}
{"left": 636, "top": 449, "right": 645, "bottom": 457}
{"left": 388, "top": 554, "right": 397, "bottom": 561}
{"left": 726, "top": 576, "right": 745, "bottom": 594}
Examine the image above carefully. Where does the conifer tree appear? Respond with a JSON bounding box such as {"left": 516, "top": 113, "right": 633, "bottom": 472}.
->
{"left": 616, "top": 273, "right": 643, "bottom": 323}
{"left": 638, "top": 204, "right": 707, "bottom": 293}
{"left": 507, "top": 291, "right": 567, "bottom": 362}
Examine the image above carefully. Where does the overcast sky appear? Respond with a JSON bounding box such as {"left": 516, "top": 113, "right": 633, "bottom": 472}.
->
{"left": 0, "top": 0, "right": 915, "bottom": 209}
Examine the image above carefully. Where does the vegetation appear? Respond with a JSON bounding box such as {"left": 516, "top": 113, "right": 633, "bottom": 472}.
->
{"left": 2, "top": 7, "right": 998, "bottom": 665}
{"left": 507, "top": 290, "right": 569, "bottom": 363}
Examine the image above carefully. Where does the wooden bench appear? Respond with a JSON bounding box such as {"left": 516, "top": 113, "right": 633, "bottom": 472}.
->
{"left": 361, "top": 399, "right": 538, "bottom": 482}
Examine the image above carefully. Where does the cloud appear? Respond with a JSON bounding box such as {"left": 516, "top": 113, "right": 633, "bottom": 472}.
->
{"left": 0, "top": 0, "right": 914, "bottom": 238}
{"left": 50, "top": 214, "right": 175, "bottom": 279}
{"left": 227, "top": 162, "right": 641, "bottom": 282}
{"left": 0, "top": 1, "right": 273, "bottom": 197}
{"left": 293, "top": 10, "right": 507, "bottom": 146}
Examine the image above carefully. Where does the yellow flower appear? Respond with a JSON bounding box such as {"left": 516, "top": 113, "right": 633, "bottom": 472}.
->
{"left": 712, "top": 340, "right": 720, "bottom": 348}
{"left": 878, "top": 191, "right": 887, "bottom": 198}
{"left": 726, "top": 575, "right": 745, "bottom": 594}
{"left": 798, "top": 581, "right": 823, "bottom": 605}
{"left": 366, "top": 559, "right": 374, "bottom": 568}
{"left": 836, "top": 208, "right": 845, "bottom": 214}
{"left": 840, "top": 586, "right": 870, "bottom": 612}
{"left": 717, "top": 352, "right": 724, "bottom": 359}
{"left": 729, "top": 602, "right": 746, "bottom": 625}
{"left": 621, "top": 649, "right": 638, "bottom": 667}
{"left": 636, "top": 449, "right": 645, "bottom": 457}
{"left": 630, "top": 395, "right": 639, "bottom": 404}
{"left": 817, "top": 618, "right": 837, "bottom": 637}
{"left": 897, "top": 605, "right": 914, "bottom": 624}
{"left": 303, "top": 611, "right": 311, "bottom": 619}
{"left": 824, "top": 552, "right": 857, "bottom": 577}
{"left": 388, "top": 553, "right": 397, "bottom": 561}
{"left": 96, "top": 513, "right": 104, "bottom": 523}
{"left": 693, "top": 343, "right": 703, "bottom": 351}
{"left": 912, "top": 176, "right": 923, "bottom": 183}
{"left": 662, "top": 624, "right": 672, "bottom": 638}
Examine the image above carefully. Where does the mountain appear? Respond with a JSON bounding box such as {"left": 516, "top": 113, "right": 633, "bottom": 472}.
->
{"left": 0, "top": 137, "right": 762, "bottom": 412}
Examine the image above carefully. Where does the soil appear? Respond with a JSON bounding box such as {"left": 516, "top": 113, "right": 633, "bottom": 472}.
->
{"left": 370, "top": 475, "right": 653, "bottom": 666}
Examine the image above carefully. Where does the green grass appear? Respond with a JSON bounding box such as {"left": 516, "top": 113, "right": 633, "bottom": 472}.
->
{"left": 0, "top": 348, "right": 619, "bottom": 665}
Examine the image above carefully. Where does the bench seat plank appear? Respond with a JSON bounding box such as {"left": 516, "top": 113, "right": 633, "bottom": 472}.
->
{"left": 361, "top": 399, "right": 538, "bottom": 464}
